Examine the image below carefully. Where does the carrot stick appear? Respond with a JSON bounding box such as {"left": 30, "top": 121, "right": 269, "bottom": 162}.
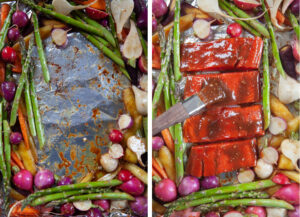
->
{"left": 0, "top": 4, "right": 10, "bottom": 29}
{"left": 152, "top": 157, "right": 168, "bottom": 179}
{"left": 10, "top": 159, "right": 17, "bottom": 167}
{"left": 12, "top": 52, "right": 22, "bottom": 74}
{"left": 161, "top": 128, "right": 175, "bottom": 153}
{"left": 73, "top": 0, "right": 106, "bottom": 10}
{"left": 152, "top": 167, "right": 162, "bottom": 179}
{"left": 10, "top": 203, "right": 39, "bottom": 217}
{"left": 0, "top": 60, "right": 5, "bottom": 83}
{"left": 11, "top": 151, "right": 25, "bottom": 169}
{"left": 276, "top": 10, "right": 285, "bottom": 25}
{"left": 18, "top": 107, "right": 30, "bottom": 149}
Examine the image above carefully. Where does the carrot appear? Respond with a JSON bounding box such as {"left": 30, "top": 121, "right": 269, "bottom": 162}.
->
{"left": 12, "top": 52, "right": 22, "bottom": 74}
{"left": 161, "top": 129, "right": 175, "bottom": 152}
{"left": 11, "top": 151, "right": 25, "bottom": 170}
{"left": 73, "top": 0, "right": 106, "bottom": 10}
{"left": 0, "top": 4, "right": 10, "bottom": 29}
{"left": 152, "top": 157, "right": 168, "bottom": 179}
{"left": 152, "top": 167, "right": 162, "bottom": 179}
{"left": 18, "top": 107, "right": 30, "bottom": 149}
{"left": 10, "top": 203, "right": 40, "bottom": 217}
{"left": 276, "top": 10, "right": 291, "bottom": 26}
{"left": 10, "top": 159, "right": 17, "bottom": 167}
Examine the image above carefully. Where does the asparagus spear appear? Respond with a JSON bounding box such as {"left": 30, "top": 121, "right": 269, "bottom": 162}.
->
{"left": 173, "top": 0, "right": 181, "bottom": 81}
{"left": 10, "top": 37, "right": 34, "bottom": 127}
{"left": 166, "top": 180, "right": 275, "bottom": 207}
{"left": 219, "top": 1, "right": 261, "bottom": 37}
{"left": 22, "top": 180, "right": 122, "bottom": 209}
{"left": 261, "top": 0, "right": 286, "bottom": 78}
{"left": 44, "top": 192, "right": 135, "bottom": 207}
{"left": 32, "top": 12, "right": 50, "bottom": 83}
{"left": 0, "top": 4, "right": 15, "bottom": 51}
{"left": 287, "top": 10, "right": 300, "bottom": 39}
{"left": 3, "top": 120, "right": 11, "bottom": 181}
{"left": 152, "top": 28, "right": 173, "bottom": 118}
{"left": 221, "top": 0, "right": 270, "bottom": 38}
{"left": 196, "top": 198, "right": 294, "bottom": 212}
{"left": 262, "top": 38, "right": 270, "bottom": 129}
{"left": 174, "top": 191, "right": 269, "bottom": 211}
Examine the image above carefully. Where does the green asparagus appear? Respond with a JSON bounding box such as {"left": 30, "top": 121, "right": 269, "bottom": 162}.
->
{"left": 0, "top": 4, "right": 15, "bottom": 51}
{"left": 3, "top": 120, "right": 11, "bottom": 181}
{"left": 288, "top": 10, "right": 300, "bottom": 39}
{"left": 173, "top": 0, "right": 181, "bottom": 81}
{"left": 262, "top": 38, "right": 270, "bottom": 129}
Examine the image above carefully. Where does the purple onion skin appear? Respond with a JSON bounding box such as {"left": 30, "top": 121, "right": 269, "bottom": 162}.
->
{"left": 130, "top": 196, "right": 148, "bottom": 217}
{"left": 93, "top": 199, "right": 110, "bottom": 211}
{"left": 291, "top": 0, "right": 300, "bottom": 15}
{"left": 201, "top": 176, "right": 219, "bottom": 190}
{"left": 10, "top": 132, "right": 23, "bottom": 145}
{"left": 34, "top": 169, "right": 55, "bottom": 190}
{"left": 12, "top": 11, "right": 29, "bottom": 28}
{"left": 152, "top": 0, "right": 168, "bottom": 18}
{"left": 57, "top": 176, "right": 73, "bottom": 186}
{"left": 205, "top": 212, "right": 220, "bottom": 217}
{"left": 152, "top": 136, "right": 164, "bottom": 151}
{"left": 178, "top": 176, "right": 200, "bottom": 196}
{"left": 288, "top": 206, "right": 300, "bottom": 217}
{"left": 1, "top": 81, "right": 16, "bottom": 102}
{"left": 137, "top": 8, "right": 147, "bottom": 30}
{"left": 8, "top": 27, "right": 20, "bottom": 42}
{"left": 13, "top": 169, "right": 33, "bottom": 191}
{"left": 152, "top": 16, "right": 158, "bottom": 32}
{"left": 87, "top": 208, "right": 103, "bottom": 217}
{"left": 61, "top": 203, "right": 75, "bottom": 216}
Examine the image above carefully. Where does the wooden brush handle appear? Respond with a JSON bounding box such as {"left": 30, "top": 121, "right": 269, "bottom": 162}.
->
{"left": 152, "top": 103, "right": 189, "bottom": 136}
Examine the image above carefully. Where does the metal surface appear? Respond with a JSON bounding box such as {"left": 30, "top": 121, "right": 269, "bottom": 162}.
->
{"left": 31, "top": 32, "right": 130, "bottom": 179}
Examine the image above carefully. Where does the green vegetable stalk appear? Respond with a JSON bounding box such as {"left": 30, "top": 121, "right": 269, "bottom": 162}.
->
{"left": 3, "top": 120, "right": 11, "bottom": 181}
{"left": 0, "top": 4, "right": 15, "bottom": 51}
{"left": 173, "top": 0, "right": 181, "bottom": 81}
{"left": 262, "top": 38, "right": 270, "bottom": 129}
{"left": 288, "top": 10, "right": 300, "bottom": 39}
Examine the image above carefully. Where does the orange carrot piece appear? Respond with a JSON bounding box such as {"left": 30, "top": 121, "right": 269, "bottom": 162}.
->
{"left": 10, "top": 203, "right": 40, "bottom": 217}
{"left": 152, "top": 157, "right": 168, "bottom": 179}
{"left": 18, "top": 108, "right": 30, "bottom": 149}
{"left": 0, "top": 60, "right": 5, "bottom": 83}
{"left": 73, "top": 0, "right": 106, "bottom": 10}
{"left": 12, "top": 53, "right": 22, "bottom": 74}
{"left": 10, "top": 159, "right": 17, "bottom": 167}
{"left": 161, "top": 129, "right": 175, "bottom": 153}
{"left": 277, "top": 10, "right": 285, "bottom": 25}
{"left": 11, "top": 151, "right": 25, "bottom": 170}
{"left": 0, "top": 4, "right": 10, "bottom": 29}
{"left": 152, "top": 167, "right": 162, "bottom": 179}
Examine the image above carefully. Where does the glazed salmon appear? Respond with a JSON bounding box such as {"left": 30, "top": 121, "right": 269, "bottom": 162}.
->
{"left": 186, "top": 139, "right": 257, "bottom": 177}
{"left": 184, "top": 71, "right": 260, "bottom": 106}
{"left": 180, "top": 37, "right": 263, "bottom": 72}
{"left": 183, "top": 105, "right": 264, "bottom": 143}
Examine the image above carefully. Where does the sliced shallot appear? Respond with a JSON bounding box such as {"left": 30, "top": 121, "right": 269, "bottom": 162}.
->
{"left": 269, "top": 116, "right": 287, "bottom": 135}
{"left": 193, "top": 19, "right": 211, "bottom": 39}
{"left": 261, "top": 146, "right": 279, "bottom": 165}
{"left": 109, "top": 144, "right": 124, "bottom": 159}
{"left": 237, "top": 169, "right": 255, "bottom": 183}
{"left": 118, "top": 114, "right": 133, "bottom": 130}
{"left": 122, "top": 20, "right": 143, "bottom": 59}
{"left": 52, "top": 0, "right": 96, "bottom": 15}
{"left": 51, "top": 29, "right": 70, "bottom": 47}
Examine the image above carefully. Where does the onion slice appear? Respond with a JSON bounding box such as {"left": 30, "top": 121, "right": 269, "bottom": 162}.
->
{"left": 278, "top": 74, "right": 300, "bottom": 104}
{"left": 237, "top": 169, "right": 255, "bottom": 183}
{"left": 261, "top": 146, "right": 279, "bottom": 165}
{"left": 52, "top": 0, "right": 96, "bottom": 16}
{"left": 122, "top": 20, "right": 143, "bottom": 59}
{"left": 111, "top": 0, "right": 134, "bottom": 39}
{"left": 73, "top": 200, "right": 92, "bottom": 211}
{"left": 193, "top": 19, "right": 211, "bottom": 39}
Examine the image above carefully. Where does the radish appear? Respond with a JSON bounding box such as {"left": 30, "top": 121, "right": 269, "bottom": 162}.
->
{"left": 288, "top": 206, "right": 300, "bottom": 217}
{"left": 73, "top": 200, "right": 92, "bottom": 211}
{"left": 254, "top": 159, "right": 273, "bottom": 179}
{"left": 281, "top": 139, "right": 300, "bottom": 171}
{"left": 193, "top": 19, "right": 211, "bottom": 39}
{"left": 132, "top": 86, "right": 147, "bottom": 115}
{"left": 51, "top": 29, "right": 70, "bottom": 47}
{"left": 266, "top": 207, "right": 287, "bottom": 217}
{"left": 227, "top": 23, "right": 243, "bottom": 37}
{"left": 118, "top": 114, "right": 133, "bottom": 130}
{"left": 272, "top": 173, "right": 291, "bottom": 185}
{"left": 52, "top": 0, "right": 96, "bottom": 15}
{"left": 274, "top": 183, "right": 300, "bottom": 205}
{"left": 154, "top": 179, "right": 177, "bottom": 202}
{"left": 223, "top": 211, "right": 243, "bottom": 217}
{"left": 152, "top": 136, "right": 164, "bottom": 151}
{"left": 278, "top": 74, "right": 300, "bottom": 104}
{"left": 233, "top": 0, "right": 261, "bottom": 10}
{"left": 292, "top": 37, "right": 300, "bottom": 61}
{"left": 261, "top": 147, "right": 279, "bottom": 165}
{"left": 237, "top": 169, "right": 255, "bottom": 183}
{"left": 122, "top": 20, "right": 143, "bottom": 59}
{"left": 178, "top": 176, "right": 200, "bottom": 196}
{"left": 109, "top": 144, "right": 124, "bottom": 159}
{"left": 269, "top": 116, "right": 287, "bottom": 135}
{"left": 245, "top": 206, "right": 266, "bottom": 217}
{"left": 127, "top": 135, "right": 146, "bottom": 166}
{"left": 100, "top": 153, "right": 119, "bottom": 172}
{"left": 111, "top": 0, "right": 134, "bottom": 39}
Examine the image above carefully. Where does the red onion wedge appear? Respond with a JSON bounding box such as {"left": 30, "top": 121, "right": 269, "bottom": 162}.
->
{"left": 237, "top": 169, "right": 255, "bottom": 183}
{"left": 109, "top": 143, "right": 124, "bottom": 159}
{"left": 223, "top": 211, "right": 243, "bottom": 217}
{"left": 118, "top": 114, "right": 133, "bottom": 130}
{"left": 138, "top": 55, "right": 147, "bottom": 74}
{"left": 233, "top": 0, "right": 261, "bottom": 10}
{"left": 282, "top": 0, "right": 295, "bottom": 13}
{"left": 261, "top": 146, "right": 279, "bottom": 165}
{"left": 269, "top": 116, "right": 287, "bottom": 135}
{"left": 193, "top": 19, "right": 211, "bottom": 39}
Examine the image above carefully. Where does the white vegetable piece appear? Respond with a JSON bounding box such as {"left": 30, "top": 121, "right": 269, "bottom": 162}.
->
{"left": 296, "top": 62, "right": 300, "bottom": 75}
{"left": 266, "top": 0, "right": 290, "bottom": 30}
{"left": 111, "top": 0, "right": 134, "bottom": 39}
{"left": 261, "top": 147, "right": 279, "bottom": 165}
{"left": 52, "top": 0, "right": 95, "bottom": 15}
{"left": 282, "top": 0, "right": 295, "bottom": 14}
{"left": 98, "top": 167, "right": 121, "bottom": 181}
{"left": 51, "top": 29, "right": 69, "bottom": 47}
{"left": 233, "top": 0, "right": 261, "bottom": 9}
{"left": 100, "top": 153, "right": 119, "bottom": 172}
{"left": 109, "top": 144, "right": 124, "bottom": 159}
{"left": 139, "top": 74, "right": 148, "bottom": 92}
{"left": 132, "top": 86, "right": 147, "bottom": 115}
{"left": 266, "top": 207, "right": 287, "bottom": 217}
{"left": 278, "top": 74, "right": 300, "bottom": 104}
{"left": 237, "top": 169, "right": 255, "bottom": 183}
{"left": 73, "top": 200, "right": 92, "bottom": 211}
{"left": 122, "top": 20, "right": 143, "bottom": 59}
{"left": 118, "top": 114, "right": 133, "bottom": 130}
{"left": 193, "top": 19, "right": 211, "bottom": 39}
{"left": 111, "top": 199, "right": 128, "bottom": 210}
{"left": 254, "top": 159, "right": 273, "bottom": 179}
{"left": 269, "top": 116, "right": 287, "bottom": 135}
{"left": 223, "top": 211, "right": 243, "bottom": 217}
{"left": 127, "top": 135, "right": 146, "bottom": 167}
{"left": 280, "top": 139, "right": 300, "bottom": 171}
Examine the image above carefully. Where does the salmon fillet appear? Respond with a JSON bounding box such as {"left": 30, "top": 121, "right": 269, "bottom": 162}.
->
{"left": 180, "top": 37, "right": 263, "bottom": 72}
{"left": 183, "top": 105, "right": 264, "bottom": 143}
{"left": 186, "top": 139, "right": 257, "bottom": 177}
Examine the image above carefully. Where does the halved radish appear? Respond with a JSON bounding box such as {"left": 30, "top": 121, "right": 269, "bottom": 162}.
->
{"left": 237, "top": 169, "right": 255, "bottom": 183}
{"left": 223, "top": 211, "right": 243, "bottom": 217}
{"left": 51, "top": 29, "right": 70, "bottom": 47}
{"left": 261, "top": 147, "right": 279, "bottom": 165}
{"left": 127, "top": 135, "right": 146, "bottom": 167}
{"left": 254, "top": 159, "right": 273, "bottom": 179}
{"left": 193, "top": 19, "right": 211, "bottom": 39}
{"left": 233, "top": 0, "right": 261, "bottom": 10}
{"left": 100, "top": 153, "right": 119, "bottom": 172}
{"left": 109, "top": 144, "right": 124, "bottom": 159}
{"left": 292, "top": 37, "right": 300, "bottom": 61}
{"left": 118, "top": 114, "right": 133, "bottom": 130}
{"left": 280, "top": 139, "right": 300, "bottom": 171}
{"left": 85, "top": 7, "right": 108, "bottom": 20}
{"left": 269, "top": 116, "right": 287, "bottom": 135}
{"left": 73, "top": 200, "right": 92, "bottom": 211}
